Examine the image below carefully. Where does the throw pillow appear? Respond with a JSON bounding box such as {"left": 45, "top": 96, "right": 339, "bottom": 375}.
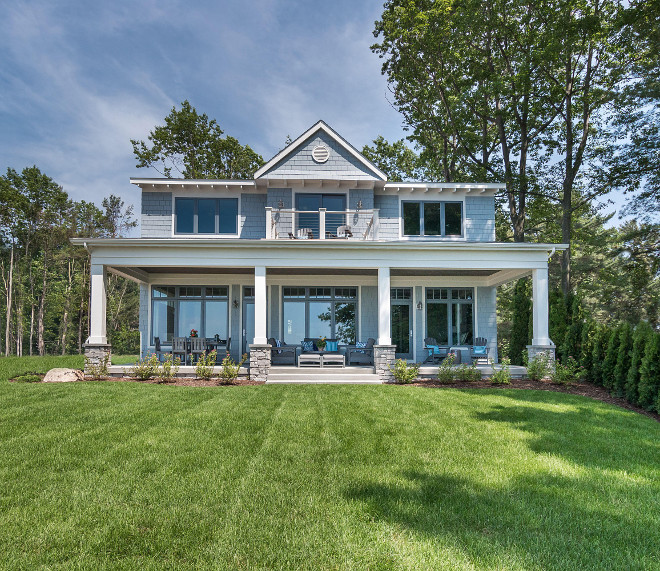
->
{"left": 326, "top": 340, "right": 338, "bottom": 352}
{"left": 427, "top": 344, "right": 440, "bottom": 356}
{"left": 301, "top": 340, "right": 314, "bottom": 352}
{"left": 275, "top": 339, "right": 282, "bottom": 354}
{"left": 356, "top": 340, "right": 367, "bottom": 354}
{"left": 473, "top": 345, "right": 487, "bottom": 355}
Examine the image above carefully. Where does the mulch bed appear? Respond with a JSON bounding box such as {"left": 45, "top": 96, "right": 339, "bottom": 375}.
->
{"left": 410, "top": 377, "right": 660, "bottom": 422}
{"left": 10, "top": 373, "right": 657, "bottom": 422}
{"left": 102, "top": 376, "right": 264, "bottom": 387}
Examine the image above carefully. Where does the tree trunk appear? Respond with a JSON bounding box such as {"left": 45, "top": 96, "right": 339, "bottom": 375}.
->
{"left": 60, "top": 259, "right": 73, "bottom": 355}
{"left": 37, "top": 253, "right": 48, "bottom": 356}
{"left": 4, "top": 243, "right": 13, "bottom": 356}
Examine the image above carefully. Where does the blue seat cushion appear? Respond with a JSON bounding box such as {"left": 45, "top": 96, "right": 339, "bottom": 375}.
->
{"left": 301, "top": 340, "right": 315, "bottom": 352}
{"left": 326, "top": 340, "right": 338, "bottom": 352}
{"left": 427, "top": 344, "right": 441, "bottom": 355}
{"left": 473, "top": 345, "right": 488, "bottom": 355}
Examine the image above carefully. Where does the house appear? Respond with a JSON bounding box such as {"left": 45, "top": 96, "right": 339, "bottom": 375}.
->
{"left": 73, "top": 121, "right": 565, "bottom": 381}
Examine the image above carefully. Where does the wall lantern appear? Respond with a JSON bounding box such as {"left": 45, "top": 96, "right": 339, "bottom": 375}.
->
{"left": 277, "top": 200, "right": 284, "bottom": 210}
{"left": 356, "top": 199, "right": 363, "bottom": 211}
{"left": 416, "top": 301, "right": 423, "bottom": 310}
{"left": 233, "top": 299, "right": 239, "bottom": 309}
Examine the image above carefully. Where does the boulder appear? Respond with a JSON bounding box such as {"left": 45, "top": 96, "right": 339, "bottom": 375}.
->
{"left": 43, "top": 368, "right": 85, "bottom": 383}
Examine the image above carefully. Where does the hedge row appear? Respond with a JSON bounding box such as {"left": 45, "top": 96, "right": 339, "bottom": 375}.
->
{"left": 576, "top": 320, "right": 660, "bottom": 412}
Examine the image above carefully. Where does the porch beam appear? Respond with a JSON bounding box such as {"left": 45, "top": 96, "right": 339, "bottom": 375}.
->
{"left": 88, "top": 264, "right": 108, "bottom": 344}
{"left": 107, "top": 266, "right": 150, "bottom": 284}
{"left": 254, "top": 266, "right": 268, "bottom": 344}
{"left": 378, "top": 267, "right": 391, "bottom": 345}
{"left": 531, "top": 268, "right": 552, "bottom": 345}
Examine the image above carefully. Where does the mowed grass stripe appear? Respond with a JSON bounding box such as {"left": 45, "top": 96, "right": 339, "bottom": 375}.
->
{"left": 0, "top": 381, "right": 658, "bottom": 569}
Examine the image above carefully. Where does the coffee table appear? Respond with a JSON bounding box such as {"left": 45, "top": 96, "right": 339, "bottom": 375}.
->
{"left": 322, "top": 353, "right": 345, "bottom": 368}
{"left": 298, "top": 353, "right": 322, "bottom": 367}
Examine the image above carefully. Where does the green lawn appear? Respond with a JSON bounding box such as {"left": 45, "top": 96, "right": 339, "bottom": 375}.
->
{"left": 0, "top": 354, "right": 138, "bottom": 381}
{"left": 0, "top": 378, "right": 659, "bottom": 569}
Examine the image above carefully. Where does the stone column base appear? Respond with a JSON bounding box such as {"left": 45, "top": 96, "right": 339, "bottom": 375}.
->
{"left": 526, "top": 344, "right": 556, "bottom": 368}
{"left": 83, "top": 343, "right": 112, "bottom": 373}
{"left": 374, "top": 345, "right": 397, "bottom": 383}
{"left": 249, "top": 344, "right": 272, "bottom": 382}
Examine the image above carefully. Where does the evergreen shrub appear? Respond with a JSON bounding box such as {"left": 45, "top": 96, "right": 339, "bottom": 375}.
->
{"left": 613, "top": 323, "right": 633, "bottom": 397}
{"left": 625, "top": 322, "right": 653, "bottom": 405}
{"left": 602, "top": 325, "right": 621, "bottom": 390}
{"left": 638, "top": 333, "right": 660, "bottom": 412}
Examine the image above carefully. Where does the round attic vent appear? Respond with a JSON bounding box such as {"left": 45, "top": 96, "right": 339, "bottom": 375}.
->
{"left": 312, "top": 145, "right": 330, "bottom": 163}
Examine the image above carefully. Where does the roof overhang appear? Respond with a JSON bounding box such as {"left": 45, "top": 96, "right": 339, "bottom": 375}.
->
{"left": 130, "top": 178, "right": 256, "bottom": 191}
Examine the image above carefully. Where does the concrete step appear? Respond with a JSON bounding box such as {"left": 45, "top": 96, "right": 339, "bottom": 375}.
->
{"left": 267, "top": 366, "right": 381, "bottom": 384}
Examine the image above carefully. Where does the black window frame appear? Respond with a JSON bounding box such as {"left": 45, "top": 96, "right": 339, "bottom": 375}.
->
{"left": 401, "top": 200, "right": 464, "bottom": 237}
{"left": 174, "top": 197, "right": 239, "bottom": 235}
{"left": 282, "top": 286, "right": 357, "bottom": 344}
{"left": 425, "top": 287, "right": 474, "bottom": 346}
{"left": 151, "top": 285, "right": 230, "bottom": 344}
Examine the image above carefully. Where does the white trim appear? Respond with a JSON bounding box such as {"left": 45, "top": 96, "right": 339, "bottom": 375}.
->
{"left": 358, "top": 285, "right": 362, "bottom": 341}
{"left": 254, "top": 120, "right": 388, "bottom": 181}
{"left": 412, "top": 286, "right": 417, "bottom": 362}
{"left": 132, "top": 178, "right": 255, "bottom": 188}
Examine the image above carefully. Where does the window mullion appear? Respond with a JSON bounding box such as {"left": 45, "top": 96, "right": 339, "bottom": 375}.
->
{"left": 440, "top": 203, "right": 445, "bottom": 237}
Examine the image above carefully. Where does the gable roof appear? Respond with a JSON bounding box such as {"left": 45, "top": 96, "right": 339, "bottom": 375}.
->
{"left": 254, "top": 120, "right": 388, "bottom": 181}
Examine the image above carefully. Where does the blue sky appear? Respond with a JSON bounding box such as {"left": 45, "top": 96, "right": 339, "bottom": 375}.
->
{"left": 1, "top": 0, "right": 628, "bottom": 227}
{"left": 0, "top": 0, "right": 406, "bottom": 215}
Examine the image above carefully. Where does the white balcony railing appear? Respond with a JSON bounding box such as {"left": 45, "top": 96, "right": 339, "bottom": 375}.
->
{"left": 265, "top": 207, "right": 379, "bottom": 240}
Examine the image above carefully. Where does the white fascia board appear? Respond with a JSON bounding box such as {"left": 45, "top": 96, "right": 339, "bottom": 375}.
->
{"left": 254, "top": 120, "right": 388, "bottom": 181}
{"left": 131, "top": 178, "right": 256, "bottom": 190}
{"left": 72, "top": 239, "right": 567, "bottom": 272}
{"left": 380, "top": 182, "right": 503, "bottom": 195}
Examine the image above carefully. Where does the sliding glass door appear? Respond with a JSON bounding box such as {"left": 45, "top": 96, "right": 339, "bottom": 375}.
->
{"left": 295, "top": 193, "right": 346, "bottom": 238}
{"left": 391, "top": 288, "right": 412, "bottom": 359}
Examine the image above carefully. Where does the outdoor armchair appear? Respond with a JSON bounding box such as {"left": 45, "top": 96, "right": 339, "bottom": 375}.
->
{"left": 472, "top": 337, "right": 489, "bottom": 363}
{"left": 346, "top": 337, "right": 375, "bottom": 366}
{"left": 269, "top": 337, "right": 297, "bottom": 365}
{"left": 423, "top": 337, "right": 449, "bottom": 363}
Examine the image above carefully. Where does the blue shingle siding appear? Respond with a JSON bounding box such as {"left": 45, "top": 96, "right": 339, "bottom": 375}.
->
{"left": 230, "top": 284, "right": 241, "bottom": 360}
{"left": 476, "top": 286, "right": 498, "bottom": 362}
{"left": 374, "top": 194, "right": 400, "bottom": 240}
{"left": 360, "top": 286, "right": 378, "bottom": 341}
{"left": 261, "top": 131, "right": 381, "bottom": 180}
{"left": 415, "top": 285, "right": 424, "bottom": 360}
{"left": 141, "top": 192, "right": 172, "bottom": 237}
{"left": 465, "top": 196, "right": 495, "bottom": 241}
{"left": 270, "top": 285, "right": 280, "bottom": 340}
{"left": 139, "top": 283, "right": 149, "bottom": 357}
{"left": 240, "top": 193, "right": 266, "bottom": 239}
{"left": 267, "top": 188, "right": 292, "bottom": 209}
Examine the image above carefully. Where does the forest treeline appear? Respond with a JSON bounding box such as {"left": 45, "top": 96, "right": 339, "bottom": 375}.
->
{"left": 0, "top": 167, "right": 139, "bottom": 356}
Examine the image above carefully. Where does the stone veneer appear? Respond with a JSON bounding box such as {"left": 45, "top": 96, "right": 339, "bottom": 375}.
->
{"left": 248, "top": 344, "right": 272, "bottom": 382}
{"left": 83, "top": 343, "right": 112, "bottom": 373}
{"left": 527, "top": 344, "right": 556, "bottom": 368}
{"left": 374, "top": 345, "right": 397, "bottom": 383}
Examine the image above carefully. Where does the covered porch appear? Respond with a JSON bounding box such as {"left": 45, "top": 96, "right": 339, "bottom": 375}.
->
{"left": 74, "top": 238, "right": 562, "bottom": 381}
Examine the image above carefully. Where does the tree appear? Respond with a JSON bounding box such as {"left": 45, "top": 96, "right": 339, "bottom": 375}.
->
{"left": 625, "top": 321, "right": 653, "bottom": 404}
{"left": 361, "top": 137, "right": 425, "bottom": 182}
{"left": 590, "top": 324, "right": 609, "bottom": 386}
{"left": 373, "top": 0, "right": 633, "bottom": 295}
{"left": 602, "top": 324, "right": 622, "bottom": 390}
{"left": 99, "top": 195, "right": 138, "bottom": 238}
{"left": 638, "top": 332, "right": 660, "bottom": 411}
{"left": 613, "top": 322, "right": 633, "bottom": 397}
{"left": 131, "top": 100, "right": 264, "bottom": 179}
{"left": 509, "top": 278, "right": 531, "bottom": 365}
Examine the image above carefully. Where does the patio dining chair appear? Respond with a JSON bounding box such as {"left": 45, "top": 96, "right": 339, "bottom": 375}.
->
{"left": 154, "top": 337, "right": 170, "bottom": 363}
{"left": 472, "top": 337, "right": 489, "bottom": 364}
{"left": 190, "top": 337, "right": 207, "bottom": 364}
{"left": 172, "top": 337, "right": 188, "bottom": 365}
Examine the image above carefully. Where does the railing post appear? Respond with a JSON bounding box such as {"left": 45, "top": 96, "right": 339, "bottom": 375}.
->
{"left": 319, "top": 208, "right": 326, "bottom": 240}
{"left": 265, "top": 207, "right": 273, "bottom": 239}
{"left": 373, "top": 209, "right": 379, "bottom": 240}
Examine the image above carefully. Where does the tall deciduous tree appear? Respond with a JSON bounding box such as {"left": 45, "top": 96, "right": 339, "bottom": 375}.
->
{"left": 131, "top": 100, "right": 264, "bottom": 179}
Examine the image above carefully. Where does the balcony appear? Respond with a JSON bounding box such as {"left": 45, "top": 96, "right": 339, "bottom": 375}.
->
{"left": 265, "top": 207, "right": 379, "bottom": 240}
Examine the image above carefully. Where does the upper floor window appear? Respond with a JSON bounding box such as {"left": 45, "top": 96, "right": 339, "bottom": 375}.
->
{"left": 175, "top": 197, "right": 238, "bottom": 235}
{"left": 402, "top": 201, "right": 462, "bottom": 237}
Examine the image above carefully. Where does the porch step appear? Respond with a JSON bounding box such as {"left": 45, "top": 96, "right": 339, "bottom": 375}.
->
{"left": 266, "top": 366, "right": 382, "bottom": 384}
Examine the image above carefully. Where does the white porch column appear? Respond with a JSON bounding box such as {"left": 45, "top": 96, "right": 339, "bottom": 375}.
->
{"left": 531, "top": 268, "right": 552, "bottom": 345}
{"left": 88, "top": 264, "right": 107, "bottom": 344}
{"left": 377, "top": 266, "right": 391, "bottom": 345}
{"left": 253, "top": 265, "right": 268, "bottom": 344}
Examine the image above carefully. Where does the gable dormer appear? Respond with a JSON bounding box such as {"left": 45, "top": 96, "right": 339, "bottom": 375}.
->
{"left": 255, "top": 120, "right": 387, "bottom": 183}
